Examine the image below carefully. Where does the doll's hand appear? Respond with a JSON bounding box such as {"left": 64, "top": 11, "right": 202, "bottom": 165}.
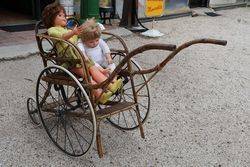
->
{"left": 102, "top": 68, "right": 111, "bottom": 75}
{"left": 107, "top": 63, "right": 116, "bottom": 72}
{"left": 107, "top": 59, "right": 113, "bottom": 65}
{"left": 106, "top": 54, "right": 113, "bottom": 64}
{"left": 72, "top": 25, "right": 84, "bottom": 35}
{"left": 81, "top": 18, "right": 96, "bottom": 29}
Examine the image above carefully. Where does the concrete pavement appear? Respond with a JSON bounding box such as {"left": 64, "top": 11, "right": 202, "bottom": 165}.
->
{"left": 0, "top": 7, "right": 249, "bottom": 166}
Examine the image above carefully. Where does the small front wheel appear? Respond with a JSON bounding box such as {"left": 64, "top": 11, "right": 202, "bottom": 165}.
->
{"left": 27, "top": 97, "right": 40, "bottom": 125}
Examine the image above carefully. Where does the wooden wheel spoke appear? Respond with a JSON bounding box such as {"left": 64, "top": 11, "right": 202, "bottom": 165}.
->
{"left": 78, "top": 118, "right": 93, "bottom": 133}
{"left": 43, "top": 114, "right": 57, "bottom": 122}
{"left": 121, "top": 112, "right": 128, "bottom": 128}
{"left": 123, "top": 81, "right": 145, "bottom": 91}
{"left": 131, "top": 107, "right": 143, "bottom": 121}
{"left": 123, "top": 92, "right": 148, "bottom": 98}
{"left": 48, "top": 117, "right": 60, "bottom": 133}
{"left": 128, "top": 109, "right": 137, "bottom": 127}
{"left": 62, "top": 119, "right": 75, "bottom": 155}
{"left": 69, "top": 123, "right": 85, "bottom": 153}
{"left": 110, "top": 92, "right": 121, "bottom": 102}
{"left": 123, "top": 93, "right": 148, "bottom": 110}
{"left": 122, "top": 92, "right": 134, "bottom": 101}
{"left": 71, "top": 124, "right": 91, "bottom": 146}
{"left": 55, "top": 117, "right": 60, "bottom": 143}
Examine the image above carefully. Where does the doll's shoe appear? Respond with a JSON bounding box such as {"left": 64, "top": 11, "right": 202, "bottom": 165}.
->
{"left": 108, "top": 78, "right": 122, "bottom": 93}
{"left": 98, "top": 91, "right": 113, "bottom": 104}
{"left": 116, "top": 78, "right": 123, "bottom": 90}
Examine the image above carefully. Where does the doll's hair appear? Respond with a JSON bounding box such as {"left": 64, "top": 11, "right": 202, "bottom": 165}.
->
{"left": 42, "top": 2, "right": 66, "bottom": 28}
{"left": 80, "top": 21, "right": 101, "bottom": 42}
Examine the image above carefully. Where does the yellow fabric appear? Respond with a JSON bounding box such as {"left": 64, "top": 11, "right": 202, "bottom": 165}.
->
{"left": 108, "top": 78, "right": 122, "bottom": 93}
{"left": 85, "top": 59, "right": 95, "bottom": 69}
{"left": 48, "top": 26, "right": 88, "bottom": 68}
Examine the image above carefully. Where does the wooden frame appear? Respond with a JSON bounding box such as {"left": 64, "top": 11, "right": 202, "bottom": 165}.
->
{"left": 32, "top": 20, "right": 227, "bottom": 157}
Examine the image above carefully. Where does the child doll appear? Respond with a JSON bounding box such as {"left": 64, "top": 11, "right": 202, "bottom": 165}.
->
{"left": 77, "top": 20, "right": 116, "bottom": 73}
{"left": 42, "top": 3, "right": 121, "bottom": 104}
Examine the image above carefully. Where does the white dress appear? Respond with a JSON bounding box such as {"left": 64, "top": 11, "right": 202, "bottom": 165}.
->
{"left": 77, "top": 38, "right": 116, "bottom": 71}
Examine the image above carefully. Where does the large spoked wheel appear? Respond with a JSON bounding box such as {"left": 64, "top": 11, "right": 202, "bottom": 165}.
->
{"left": 102, "top": 52, "right": 150, "bottom": 130}
{"left": 36, "top": 65, "right": 96, "bottom": 157}
{"left": 27, "top": 97, "right": 40, "bottom": 125}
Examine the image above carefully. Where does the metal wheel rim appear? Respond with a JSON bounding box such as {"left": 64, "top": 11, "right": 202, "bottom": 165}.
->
{"left": 27, "top": 97, "right": 40, "bottom": 125}
{"left": 36, "top": 65, "right": 96, "bottom": 156}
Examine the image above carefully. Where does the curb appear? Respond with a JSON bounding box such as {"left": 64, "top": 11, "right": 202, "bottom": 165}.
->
{"left": 0, "top": 52, "right": 38, "bottom": 62}
{"left": 0, "top": 27, "right": 133, "bottom": 62}
{"left": 0, "top": 42, "right": 38, "bottom": 62}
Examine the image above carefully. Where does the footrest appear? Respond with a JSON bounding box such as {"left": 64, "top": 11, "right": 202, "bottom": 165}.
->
{"left": 96, "top": 102, "right": 136, "bottom": 119}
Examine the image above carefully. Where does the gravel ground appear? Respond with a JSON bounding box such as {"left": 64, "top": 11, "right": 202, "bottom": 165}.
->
{"left": 0, "top": 7, "right": 249, "bottom": 167}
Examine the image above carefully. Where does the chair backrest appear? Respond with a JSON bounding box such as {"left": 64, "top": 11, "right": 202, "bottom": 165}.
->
{"left": 35, "top": 21, "right": 56, "bottom": 67}
{"left": 34, "top": 19, "right": 84, "bottom": 69}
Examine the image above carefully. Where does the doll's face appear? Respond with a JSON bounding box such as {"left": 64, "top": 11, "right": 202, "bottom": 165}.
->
{"left": 54, "top": 10, "right": 67, "bottom": 27}
{"left": 84, "top": 38, "right": 99, "bottom": 48}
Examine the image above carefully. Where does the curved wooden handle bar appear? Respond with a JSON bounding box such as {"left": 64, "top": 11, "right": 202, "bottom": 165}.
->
{"left": 132, "top": 38, "right": 227, "bottom": 75}
{"left": 54, "top": 42, "right": 178, "bottom": 90}
{"left": 129, "top": 43, "right": 177, "bottom": 55}
{"left": 97, "top": 43, "right": 177, "bottom": 88}
{"left": 36, "top": 35, "right": 227, "bottom": 92}
{"left": 158, "top": 38, "right": 227, "bottom": 69}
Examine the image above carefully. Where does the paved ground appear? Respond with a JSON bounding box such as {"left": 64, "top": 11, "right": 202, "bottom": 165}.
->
{"left": 0, "top": 7, "right": 249, "bottom": 167}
